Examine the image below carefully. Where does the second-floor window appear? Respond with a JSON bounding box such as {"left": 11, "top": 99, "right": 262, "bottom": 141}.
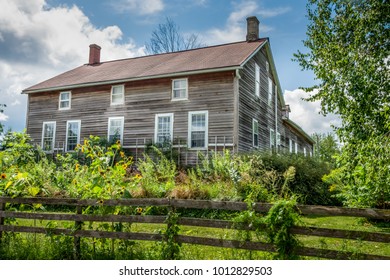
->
{"left": 172, "top": 79, "right": 188, "bottom": 100}
{"left": 268, "top": 77, "right": 273, "bottom": 107}
{"left": 255, "top": 63, "right": 260, "bottom": 97}
{"left": 59, "top": 91, "right": 71, "bottom": 110}
{"left": 111, "top": 85, "right": 124, "bottom": 105}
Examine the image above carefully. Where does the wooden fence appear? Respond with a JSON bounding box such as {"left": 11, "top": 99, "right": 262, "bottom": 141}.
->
{"left": 0, "top": 197, "right": 389, "bottom": 260}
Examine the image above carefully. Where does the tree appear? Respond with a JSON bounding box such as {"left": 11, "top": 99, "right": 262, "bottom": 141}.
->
{"left": 295, "top": 0, "right": 390, "bottom": 208}
{"left": 0, "top": 103, "right": 6, "bottom": 134}
{"left": 312, "top": 133, "right": 339, "bottom": 164}
{"left": 145, "top": 17, "right": 204, "bottom": 54}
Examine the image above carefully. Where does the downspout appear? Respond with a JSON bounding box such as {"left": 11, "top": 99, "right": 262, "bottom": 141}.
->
{"left": 274, "top": 85, "right": 278, "bottom": 152}
{"left": 234, "top": 69, "right": 241, "bottom": 153}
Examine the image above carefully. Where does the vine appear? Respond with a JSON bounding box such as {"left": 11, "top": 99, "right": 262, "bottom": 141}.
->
{"left": 160, "top": 208, "right": 181, "bottom": 260}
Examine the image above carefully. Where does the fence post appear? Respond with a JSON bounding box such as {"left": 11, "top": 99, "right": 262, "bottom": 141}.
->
{"left": 73, "top": 205, "right": 82, "bottom": 260}
{"left": 0, "top": 202, "right": 4, "bottom": 243}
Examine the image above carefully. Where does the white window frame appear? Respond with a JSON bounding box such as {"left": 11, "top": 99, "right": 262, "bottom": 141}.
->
{"left": 155, "top": 113, "right": 174, "bottom": 144}
{"left": 111, "top": 85, "right": 125, "bottom": 105}
{"left": 304, "top": 147, "right": 307, "bottom": 156}
{"left": 172, "top": 78, "right": 188, "bottom": 101}
{"left": 270, "top": 129, "right": 275, "bottom": 150}
{"left": 252, "top": 119, "right": 259, "bottom": 147}
{"left": 295, "top": 142, "right": 298, "bottom": 154}
{"left": 59, "top": 91, "right": 71, "bottom": 110}
{"left": 289, "top": 139, "right": 293, "bottom": 153}
{"left": 188, "top": 111, "right": 208, "bottom": 150}
{"left": 255, "top": 63, "right": 260, "bottom": 97}
{"left": 108, "top": 117, "right": 124, "bottom": 144}
{"left": 65, "top": 120, "right": 81, "bottom": 152}
{"left": 41, "top": 121, "right": 56, "bottom": 152}
{"left": 268, "top": 77, "right": 273, "bottom": 106}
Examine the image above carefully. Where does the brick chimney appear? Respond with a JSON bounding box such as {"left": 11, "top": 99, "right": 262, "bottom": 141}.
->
{"left": 246, "top": 16, "right": 259, "bottom": 42}
{"left": 89, "top": 44, "right": 101, "bottom": 65}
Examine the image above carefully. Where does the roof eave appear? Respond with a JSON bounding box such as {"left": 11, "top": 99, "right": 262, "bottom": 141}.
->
{"left": 283, "top": 118, "right": 315, "bottom": 144}
{"left": 21, "top": 66, "right": 241, "bottom": 94}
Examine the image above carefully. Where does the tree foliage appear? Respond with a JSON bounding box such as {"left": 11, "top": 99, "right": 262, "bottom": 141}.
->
{"left": 0, "top": 103, "right": 6, "bottom": 134}
{"left": 312, "top": 132, "right": 340, "bottom": 164}
{"left": 145, "top": 17, "right": 204, "bottom": 54}
{"left": 295, "top": 0, "right": 390, "bottom": 208}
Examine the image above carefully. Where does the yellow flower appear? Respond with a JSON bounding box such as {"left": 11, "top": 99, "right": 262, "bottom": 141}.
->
{"left": 116, "top": 140, "right": 121, "bottom": 145}
{"left": 136, "top": 207, "right": 142, "bottom": 215}
{"left": 0, "top": 173, "right": 6, "bottom": 179}
{"left": 134, "top": 174, "right": 142, "bottom": 179}
{"left": 75, "top": 164, "right": 80, "bottom": 171}
{"left": 120, "top": 151, "right": 125, "bottom": 158}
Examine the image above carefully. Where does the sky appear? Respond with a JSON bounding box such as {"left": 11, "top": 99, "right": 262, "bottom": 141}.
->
{"left": 0, "top": 0, "right": 340, "bottom": 136}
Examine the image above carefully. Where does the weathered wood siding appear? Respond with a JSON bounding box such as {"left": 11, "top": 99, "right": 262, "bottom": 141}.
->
{"left": 26, "top": 72, "right": 236, "bottom": 152}
{"left": 237, "top": 48, "right": 277, "bottom": 152}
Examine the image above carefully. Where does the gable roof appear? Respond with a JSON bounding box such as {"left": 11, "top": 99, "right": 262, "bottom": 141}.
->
{"left": 23, "top": 39, "right": 267, "bottom": 94}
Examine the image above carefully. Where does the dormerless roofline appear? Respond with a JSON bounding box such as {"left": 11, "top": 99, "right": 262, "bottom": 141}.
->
{"left": 21, "top": 66, "right": 241, "bottom": 94}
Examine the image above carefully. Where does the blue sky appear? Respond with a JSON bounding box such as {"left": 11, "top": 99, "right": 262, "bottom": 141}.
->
{"left": 0, "top": 0, "right": 339, "bottom": 135}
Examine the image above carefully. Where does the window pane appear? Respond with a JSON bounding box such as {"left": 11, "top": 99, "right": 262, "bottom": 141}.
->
{"left": 172, "top": 79, "right": 187, "bottom": 99}
{"left": 61, "top": 92, "right": 69, "bottom": 100}
{"left": 43, "top": 123, "right": 55, "bottom": 151}
{"left": 191, "top": 131, "right": 205, "bottom": 148}
{"left": 173, "top": 89, "right": 186, "bottom": 99}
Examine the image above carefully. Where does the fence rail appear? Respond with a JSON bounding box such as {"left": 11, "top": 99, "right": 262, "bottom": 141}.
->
{"left": 0, "top": 197, "right": 389, "bottom": 260}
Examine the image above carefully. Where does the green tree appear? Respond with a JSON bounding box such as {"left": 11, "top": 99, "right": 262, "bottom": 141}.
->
{"left": 295, "top": 0, "right": 390, "bottom": 208}
{"left": 0, "top": 104, "right": 6, "bottom": 134}
{"left": 312, "top": 133, "right": 340, "bottom": 164}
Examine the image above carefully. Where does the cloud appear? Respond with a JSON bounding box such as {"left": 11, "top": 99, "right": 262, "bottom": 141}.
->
{"left": 284, "top": 88, "right": 341, "bottom": 135}
{"left": 201, "top": 0, "right": 289, "bottom": 45}
{"left": 0, "top": 0, "right": 145, "bottom": 132}
{"left": 112, "top": 0, "right": 164, "bottom": 15}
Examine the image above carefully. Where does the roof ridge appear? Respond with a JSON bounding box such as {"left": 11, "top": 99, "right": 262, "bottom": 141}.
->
{"left": 89, "top": 38, "right": 267, "bottom": 66}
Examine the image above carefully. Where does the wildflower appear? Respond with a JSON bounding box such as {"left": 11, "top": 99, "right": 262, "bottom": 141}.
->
{"left": 1, "top": 173, "right": 6, "bottom": 179}
{"left": 134, "top": 174, "right": 142, "bottom": 180}
{"left": 136, "top": 207, "right": 142, "bottom": 215}
{"left": 120, "top": 151, "right": 125, "bottom": 158}
{"left": 75, "top": 164, "right": 80, "bottom": 172}
{"left": 98, "top": 199, "right": 104, "bottom": 205}
{"left": 116, "top": 140, "right": 121, "bottom": 145}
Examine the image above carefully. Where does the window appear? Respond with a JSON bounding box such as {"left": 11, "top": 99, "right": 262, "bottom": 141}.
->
{"left": 255, "top": 63, "right": 260, "bottom": 97}
{"left": 268, "top": 77, "right": 273, "bottom": 106}
{"left": 289, "top": 138, "right": 297, "bottom": 153}
{"left": 266, "top": 61, "right": 269, "bottom": 73}
{"left": 270, "top": 129, "right": 275, "bottom": 150}
{"left": 111, "top": 85, "right": 124, "bottom": 105}
{"left": 155, "top": 113, "right": 174, "bottom": 144}
{"left": 108, "top": 117, "right": 124, "bottom": 143}
{"left": 289, "top": 139, "right": 293, "bottom": 153}
{"left": 42, "top": 121, "right": 56, "bottom": 152}
{"left": 59, "top": 91, "right": 71, "bottom": 109}
{"left": 172, "top": 79, "right": 188, "bottom": 100}
{"left": 252, "top": 119, "right": 259, "bottom": 147}
{"left": 276, "top": 132, "right": 281, "bottom": 146}
{"left": 66, "top": 120, "right": 81, "bottom": 152}
{"left": 304, "top": 147, "right": 307, "bottom": 157}
{"left": 189, "top": 111, "right": 208, "bottom": 149}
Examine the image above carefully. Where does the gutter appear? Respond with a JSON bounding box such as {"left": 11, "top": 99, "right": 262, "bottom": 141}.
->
{"left": 22, "top": 66, "right": 242, "bottom": 94}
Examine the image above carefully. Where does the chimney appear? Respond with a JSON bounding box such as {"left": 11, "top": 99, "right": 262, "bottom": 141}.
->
{"left": 246, "top": 16, "right": 259, "bottom": 42}
{"left": 89, "top": 44, "right": 101, "bottom": 65}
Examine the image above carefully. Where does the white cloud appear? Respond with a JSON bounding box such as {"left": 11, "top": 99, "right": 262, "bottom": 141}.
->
{"left": 0, "top": 113, "right": 8, "bottom": 122}
{"left": 202, "top": 0, "right": 289, "bottom": 45}
{"left": 112, "top": 0, "right": 164, "bottom": 15}
{"left": 284, "top": 88, "right": 341, "bottom": 135}
{"left": 0, "top": 0, "right": 145, "bottom": 132}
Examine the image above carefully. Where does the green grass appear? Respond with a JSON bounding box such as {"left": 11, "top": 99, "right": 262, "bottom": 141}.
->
{"left": 0, "top": 215, "right": 388, "bottom": 260}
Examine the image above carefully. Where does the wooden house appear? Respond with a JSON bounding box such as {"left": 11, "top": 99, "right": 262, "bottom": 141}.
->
{"left": 22, "top": 16, "right": 314, "bottom": 164}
